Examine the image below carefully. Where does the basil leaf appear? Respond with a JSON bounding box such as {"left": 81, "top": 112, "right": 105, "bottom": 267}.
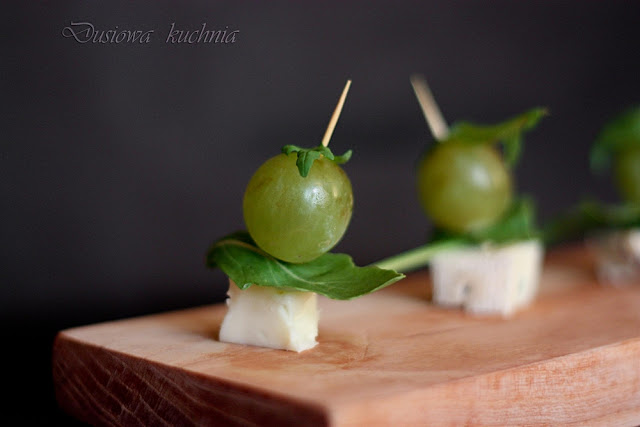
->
{"left": 281, "top": 145, "right": 352, "bottom": 177}
{"left": 468, "top": 197, "right": 539, "bottom": 243}
{"left": 374, "top": 239, "right": 469, "bottom": 273}
{"left": 590, "top": 106, "right": 640, "bottom": 173}
{"left": 543, "top": 200, "right": 640, "bottom": 245}
{"left": 446, "top": 108, "right": 547, "bottom": 166}
{"left": 206, "top": 231, "right": 404, "bottom": 300}
{"left": 373, "top": 199, "right": 538, "bottom": 273}
{"left": 431, "top": 197, "right": 540, "bottom": 245}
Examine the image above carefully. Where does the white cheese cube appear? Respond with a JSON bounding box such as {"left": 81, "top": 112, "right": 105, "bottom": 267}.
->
{"left": 219, "top": 280, "right": 318, "bottom": 352}
{"left": 588, "top": 228, "right": 640, "bottom": 285}
{"left": 429, "top": 240, "right": 543, "bottom": 316}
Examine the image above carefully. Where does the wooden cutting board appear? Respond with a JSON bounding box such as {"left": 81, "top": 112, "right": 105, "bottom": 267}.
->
{"left": 53, "top": 245, "right": 640, "bottom": 426}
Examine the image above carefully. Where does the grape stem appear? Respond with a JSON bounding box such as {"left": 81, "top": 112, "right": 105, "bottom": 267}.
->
{"left": 373, "top": 239, "right": 468, "bottom": 273}
{"left": 410, "top": 74, "right": 449, "bottom": 141}
{"left": 321, "top": 80, "right": 352, "bottom": 147}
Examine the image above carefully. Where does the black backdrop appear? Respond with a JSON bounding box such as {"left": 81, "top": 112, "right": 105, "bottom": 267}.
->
{"left": 3, "top": 1, "right": 639, "bottom": 423}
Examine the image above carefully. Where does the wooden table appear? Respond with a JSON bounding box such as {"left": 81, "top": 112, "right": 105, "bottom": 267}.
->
{"left": 53, "top": 246, "right": 640, "bottom": 426}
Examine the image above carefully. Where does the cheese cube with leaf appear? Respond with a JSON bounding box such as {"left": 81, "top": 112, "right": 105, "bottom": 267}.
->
{"left": 208, "top": 232, "right": 403, "bottom": 352}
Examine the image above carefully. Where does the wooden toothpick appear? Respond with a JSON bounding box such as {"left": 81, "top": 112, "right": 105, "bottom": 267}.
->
{"left": 410, "top": 74, "right": 449, "bottom": 141}
{"left": 321, "top": 80, "right": 352, "bottom": 147}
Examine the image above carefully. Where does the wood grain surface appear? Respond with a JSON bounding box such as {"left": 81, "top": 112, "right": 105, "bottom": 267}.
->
{"left": 52, "top": 245, "right": 640, "bottom": 426}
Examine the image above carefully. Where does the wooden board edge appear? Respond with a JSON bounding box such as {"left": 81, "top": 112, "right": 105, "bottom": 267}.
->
{"left": 330, "top": 338, "right": 640, "bottom": 426}
{"left": 52, "top": 331, "right": 331, "bottom": 427}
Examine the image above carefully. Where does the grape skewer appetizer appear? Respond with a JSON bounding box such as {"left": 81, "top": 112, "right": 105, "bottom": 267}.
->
{"left": 206, "top": 81, "right": 404, "bottom": 352}
{"left": 377, "top": 76, "right": 546, "bottom": 316}
{"left": 544, "top": 106, "right": 640, "bottom": 284}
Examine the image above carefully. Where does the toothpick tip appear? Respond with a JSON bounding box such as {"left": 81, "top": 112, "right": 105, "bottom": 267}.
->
{"left": 321, "top": 80, "right": 352, "bottom": 147}
{"left": 410, "top": 74, "right": 449, "bottom": 141}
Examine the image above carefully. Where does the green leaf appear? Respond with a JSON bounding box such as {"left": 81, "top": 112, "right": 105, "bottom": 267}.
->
{"left": 206, "top": 231, "right": 404, "bottom": 300}
{"left": 373, "top": 199, "right": 538, "bottom": 273}
{"left": 281, "top": 145, "right": 352, "bottom": 177}
{"left": 543, "top": 200, "right": 640, "bottom": 245}
{"left": 373, "top": 239, "right": 469, "bottom": 273}
{"left": 432, "top": 197, "right": 540, "bottom": 245}
{"left": 590, "top": 106, "right": 640, "bottom": 173}
{"left": 446, "top": 108, "right": 547, "bottom": 166}
{"left": 467, "top": 197, "right": 539, "bottom": 243}
{"left": 372, "top": 199, "right": 539, "bottom": 274}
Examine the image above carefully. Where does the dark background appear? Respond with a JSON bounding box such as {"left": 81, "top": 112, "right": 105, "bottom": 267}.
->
{"left": 3, "top": 1, "right": 639, "bottom": 424}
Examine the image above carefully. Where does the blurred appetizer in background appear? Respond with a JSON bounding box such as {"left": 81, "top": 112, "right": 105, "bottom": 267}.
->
{"left": 545, "top": 106, "right": 640, "bottom": 284}
{"left": 206, "top": 81, "right": 404, "bottom": 352}
{"left": 377, "top": 75, "right": 546, "bottom": 316}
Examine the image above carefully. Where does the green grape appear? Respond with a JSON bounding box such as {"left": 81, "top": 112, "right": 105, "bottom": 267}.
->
{"left": 243, "top": 153, "right": 353, "bottom": 263}
{"left": 614, "top": 146, "right": 640, "bottom": 204}
{"left": 416, "top": 140, "right": 513, "bottom": 233}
